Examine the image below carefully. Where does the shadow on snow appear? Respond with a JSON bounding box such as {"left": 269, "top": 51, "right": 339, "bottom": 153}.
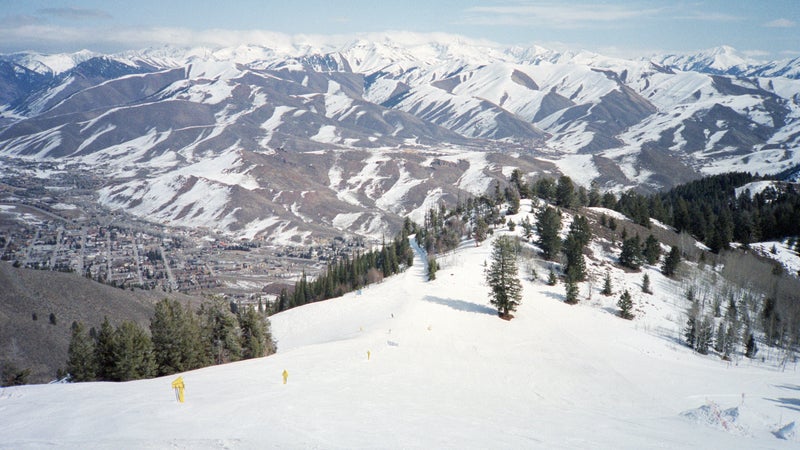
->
{"left": 423, "top": 295, "right": 497, "bottom": 316}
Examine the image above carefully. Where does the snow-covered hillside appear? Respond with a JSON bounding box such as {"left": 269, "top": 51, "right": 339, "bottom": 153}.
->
{"left": 2, "top": 207, "right": 798, "bottom": 448}
{"left": 2, "top": 35, "right": 800, "bottom": 241}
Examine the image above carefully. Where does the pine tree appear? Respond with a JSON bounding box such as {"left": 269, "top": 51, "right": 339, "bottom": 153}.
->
{"left": 617, "top": 290, "right": 634, "bottom": 320}
{"left": 714, "top": 321, "right": 726, "bottom": 354}
{"left": 150, "top": 299, "right": 207, "bottom": 376}
{"left": 486, "top": 236, "right": 523, "bottom": 319}
{"left": 66, "top": 321, "right": 97, "bottom": 382}
{"left": 94, "top": 317, "right": 116, "bottom": 381}
{"left": 555, "top": 175, "right": 575, "bottom": 208}
{"left": 695, "top": 315, "right": 714, "bottom": 355}
{"left": 684, "top": 300, "right": 700, "bottom": 349}
{"left": 201, "top": 302, "right": 243, "bottom": 364}
{"left": 427, "top": 256, "right": 439, "bottom": 281}
{"left": 507, "top": 188, "right": 521, "bottom": 215}
{"left": 601, "top": 271, "right": 613, "bottom": 296}
{"left": 474, "top": 216, "right": 488, "bottom": 245}
{"left": 642, "top": 234, "right": 661, "bottom": 265}
{"left": 536, "top": 206, "right": 562, "bottom": 260}
{"left": 565, "top": 278, "right": 579, "bottom": 305}
{"left": 661, "top": 245, "right": 681, "bottom": 277}
{"left": 238, "top": 307, "right": 276, "bottom": 359}
{"left": 619, "top": 235, "right": 643, "bottom": 270}
{"left": 745, "top": 332, "right": 758, "bottom": 358}
{"left": 563, "top": 215, "right": 591, "bottom": 282}
{"left": 109, "top": 321, "right": 156, "bottom": 381}
{"left": 547, "top": 269, "right": 558, "bottom": 286}
{"left": 641, "top": 273, "right": 652, "bottom": 294}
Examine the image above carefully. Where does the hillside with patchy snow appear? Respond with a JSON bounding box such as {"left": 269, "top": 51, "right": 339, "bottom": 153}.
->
{"left": 1, "top": 35, "right": 799, "bottom": 242}
{"left": 1, "top": 202, "right": 798, "bottom": 449}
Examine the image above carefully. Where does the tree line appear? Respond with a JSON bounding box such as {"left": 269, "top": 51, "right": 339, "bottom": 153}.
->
{"left": 276, "top": 219, "right": 417, "bottom": 312}
{"left": 66, "top": 298, "right": 276, "bottom": 382}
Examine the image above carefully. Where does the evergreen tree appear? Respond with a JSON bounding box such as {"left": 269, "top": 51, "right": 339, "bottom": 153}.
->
{"left": 684, "top": 300, "right": 700, "bottom": 349}
{"left": 427, "top": 256, "right": 439, "bottom": 281}
{"left": 642, "top": 234, "right": 661, "bottom": 265}
{"left": 601, "top": 271, "right": 613, "bottom": 296}
{"left": 641, "top": 273, "right": 652, "bottom": 294}
{"left": 474, "top": 216, "right": 488, "bottom": 245}
{"left": 617, "top": 290, "right": 634, "bottom": 319}
{"left": 277, "top": 288, "right": 290, "bottom": 312}
{"left": 66, "top": 321, "right": 97, "bottom": 382}
{"left": 714, "top": 321, "right": 726, "bottom": 354}
{"left": 761, "top": 297, "right": 782, "bottom": 345}
{"left": 238, "top": 307, "right": 275, "bottom": 359}
{"left": 555, "top": 175, "right": 575, "bottom": 208}
{"left": 661, "top": 245, "right": 681, "bottom": 277}
{"left": 547, "top": 269, "right": 558, "bottom": 286}
{"left": 534, "top": 177, "right": 556, "bottom": 201}
{"left": 565, "top": 278, "right": 579, "bottom": 305}
{"left": 520, "top": 216, "right": 534, "bottom": 240}
{"left": 150, "top": 299, "right": 207, "bottom": 376}
{"left": 619, "top": 235, "right": 643, "bottom": 270}
{"left": 602, "top": 192, "right": 618, "bottom": 209}
{"left": 563, "top": 215, "right": 591, "bottom": 282}
{"left": 563, "top": 237, "right": 586, "bottom": 282}
{"left": 109, "top": 321, "right": 156, "bottom": 381}
{"left": 722, "top": 296, "right": 740, "bottom": 358}
{"left": 486, "top": 236, "right": 523, "bottom": 319}
{"left": 588, "top": 184, "right": 602, "bottom": 207}
{"left": 745, "top": 332, "right": 758, "bottom": 358}
{"left": 536, "top": 206, "right": 562, "bottom": 260}
{"left": 509, "top": 169, "right": 528, "bottom": 198}
{"left": 200, "top": 302, "right": 243, "bottom": 365}
{"left": 94, "top": 317, "right": 116, "bottom": 381}
{"left": 723, "top": 322, "right": 738, "bottom": 359}
{"left": 507, "top": 187, "right": 521, "bottom": 215}
{"left": 695, "top": 315, "right": 714, "bottom": 355}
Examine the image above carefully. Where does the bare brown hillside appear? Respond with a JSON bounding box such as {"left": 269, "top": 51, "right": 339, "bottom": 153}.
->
{"left": 0, "top": 262, "right": 201, "bottom": 384}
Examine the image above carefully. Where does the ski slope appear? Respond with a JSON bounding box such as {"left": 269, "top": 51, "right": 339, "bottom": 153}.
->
{"left": 1, "top": 228, "right": 798, "bottom": 448}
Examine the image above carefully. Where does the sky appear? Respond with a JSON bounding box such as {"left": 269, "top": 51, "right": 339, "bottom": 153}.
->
{"left": 0, "top": 0, "right": 798, "bottom": 59}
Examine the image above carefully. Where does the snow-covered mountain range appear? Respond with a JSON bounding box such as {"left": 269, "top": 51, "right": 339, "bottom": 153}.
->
{"left": 1, "top": 35, "right": 799, "bottom": 241}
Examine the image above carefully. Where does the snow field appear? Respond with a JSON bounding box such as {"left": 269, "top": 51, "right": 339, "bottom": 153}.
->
{"left": 2, "top": 217, "right": 799, "bottom": 448}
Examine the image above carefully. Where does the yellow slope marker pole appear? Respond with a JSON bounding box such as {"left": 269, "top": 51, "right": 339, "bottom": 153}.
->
{"left": 171, "top": 376, "right": 185, "bottom": 403}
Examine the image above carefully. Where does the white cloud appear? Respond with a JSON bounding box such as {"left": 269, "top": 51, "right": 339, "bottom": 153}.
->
{"left": 742, "top": 49, "right": 770, "bottom": 58}
{"left": 37, "top": 7, "right": 112, "bottom": 21}
{"left": 461, "top": 2, "right": 664, "bottom": 28}
{"left": 0, "top": 24, "right": 504, "bottom": 55}
{"left": 764, "top": 18, "right": 795, "bottom": 28}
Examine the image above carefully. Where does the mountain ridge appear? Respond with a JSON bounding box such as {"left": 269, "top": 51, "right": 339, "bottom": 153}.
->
{"left": 1, "top": 36, "right": 798, "bottom": 242}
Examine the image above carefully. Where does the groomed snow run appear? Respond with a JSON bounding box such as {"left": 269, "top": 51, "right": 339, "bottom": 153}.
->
{"left": 1, "top": 233, "right": 798, "bottom": 449}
